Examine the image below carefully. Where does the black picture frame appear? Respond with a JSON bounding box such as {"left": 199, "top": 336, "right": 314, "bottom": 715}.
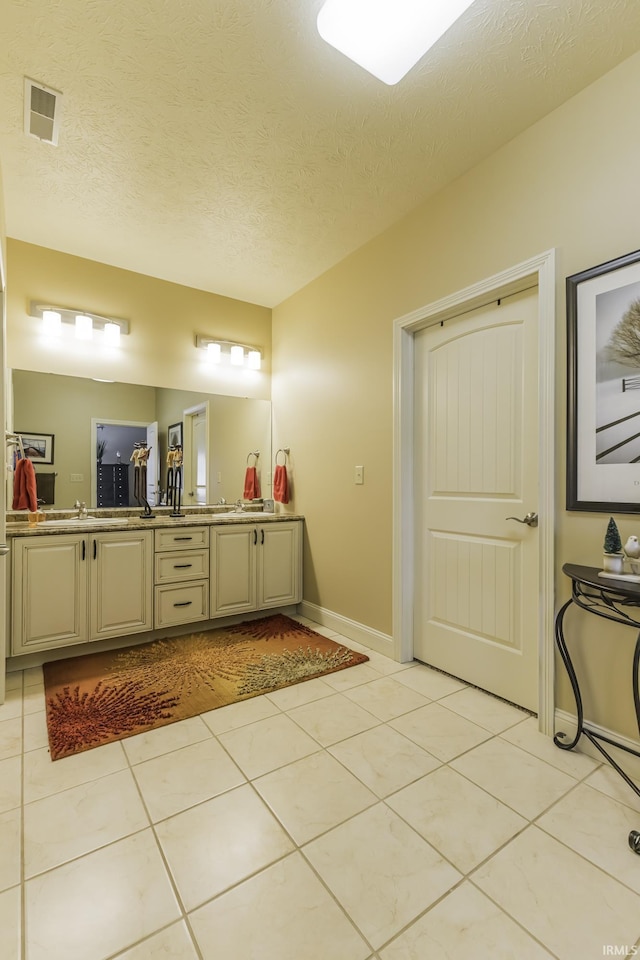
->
{"left": 567, "top": 248, "right": 640, "bottom": 512}
{"left": 16, "top": 431, "right": 55, "bottom": 464}
{"left": 167, "top": 421, "right": 183, "bottom": 449}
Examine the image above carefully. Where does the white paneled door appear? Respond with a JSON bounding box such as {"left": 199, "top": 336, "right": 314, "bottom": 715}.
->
{"left": 413, "top": 288, "right": 539, "bottom": 711}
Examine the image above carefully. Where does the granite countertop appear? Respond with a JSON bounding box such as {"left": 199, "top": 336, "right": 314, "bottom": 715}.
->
{"left": 6, "top": 507, "right": 303, "bottom": 537}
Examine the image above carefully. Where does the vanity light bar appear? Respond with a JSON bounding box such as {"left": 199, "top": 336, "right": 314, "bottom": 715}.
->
{"left": 195, "top": 335, "right": 262, "bottom": 370}
{"left": 30, "top": 301, "right": 130, "bottom": 338}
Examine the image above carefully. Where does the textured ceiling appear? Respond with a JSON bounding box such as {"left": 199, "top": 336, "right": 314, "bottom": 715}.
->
{"left": 1, "top": 0, "right": 640, "bottom": 307}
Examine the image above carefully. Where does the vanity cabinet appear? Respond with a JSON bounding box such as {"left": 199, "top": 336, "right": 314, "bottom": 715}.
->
{"left": 154, "top": 526, "right": 210, "bottom": 627}
{"left": 210, "top": 521, "right": 302, "bottom": 617}
{"left": 91, "top": 532, "right": 154, "bottom": 640}
{"left": 11, "top": 530, "right": 153, "bottom": 655}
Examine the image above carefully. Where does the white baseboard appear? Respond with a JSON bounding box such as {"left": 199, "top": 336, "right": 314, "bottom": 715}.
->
{"left": 298, "top": 601, "right": 395, "bottom": 658}
{"left": 554, "top": 708, "right": 640, "bottom": 783}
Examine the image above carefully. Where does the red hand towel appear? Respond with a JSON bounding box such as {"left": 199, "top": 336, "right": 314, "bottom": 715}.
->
{"left": 243, "top": 466, "right": 260, "bottom": 499}
{"left": 13, "top": 458, "right": 38, "bottom": 511}
{"left": 11, "top": 459, "right": 24, "bottom": 510}
{"left": 273, "top": 464, "right": 289, "bottom": 504}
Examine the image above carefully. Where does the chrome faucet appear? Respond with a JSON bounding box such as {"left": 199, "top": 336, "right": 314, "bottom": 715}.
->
{"left": 234, "top": 498, "right": 244, "bottom": 513}
{"left": 74, "top": 500, "right": 88, "bottom": 519}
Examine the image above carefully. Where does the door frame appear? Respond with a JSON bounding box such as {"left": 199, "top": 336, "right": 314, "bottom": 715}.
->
{"left": 182, "top": 401, "right": 210, "bottom": 505}
{"left": 90, "top": 418, "right": 151, "bottom": 508}
{"left": 392, "top": 250, "right": 556, "bottom": 734}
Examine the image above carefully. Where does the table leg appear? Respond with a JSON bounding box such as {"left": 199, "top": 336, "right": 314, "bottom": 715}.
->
{"left": 631, "top": 632, "right": 640, "bottom": 854}
{"left": 553, "top": 598, "right": 584, "bottom": 751}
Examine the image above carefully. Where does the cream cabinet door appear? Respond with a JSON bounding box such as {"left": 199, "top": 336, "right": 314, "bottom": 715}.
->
{"left": 90, "top": 531, "right": 153, "bottom": 640}
{"left": 257, "top": 522, "right": 302, "bottom": 608}
{"left": 11, "top": 535, "right": 88, "bottom": 655}
{"left": 210, "top": 525, "right": 257, "bottom": 617}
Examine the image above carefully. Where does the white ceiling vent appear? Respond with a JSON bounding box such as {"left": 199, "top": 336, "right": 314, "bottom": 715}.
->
{"left": 24, "top": 78, "right": 62, "bottom": 145}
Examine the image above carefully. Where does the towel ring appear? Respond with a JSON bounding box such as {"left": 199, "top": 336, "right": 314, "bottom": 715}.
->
{"left": 275, "top": 447, "right": 290, "bottom": 465}
{"left": 247, "top": 451, "right": 260, "bottom": 465}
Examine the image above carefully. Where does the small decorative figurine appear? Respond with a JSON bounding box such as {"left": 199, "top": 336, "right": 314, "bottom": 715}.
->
{"left": 624, "top": 535, "right": 640, "bottom": 559}
{"left": 603, "top": 517, "right": 624, "bottom": 574}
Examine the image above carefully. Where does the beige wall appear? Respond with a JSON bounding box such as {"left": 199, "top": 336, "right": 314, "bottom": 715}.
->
{"left": 6, "top": 241, "right": 272, "bottom": 401}
{"left": 272, "top": 49, "right": 640, "bottom": 738}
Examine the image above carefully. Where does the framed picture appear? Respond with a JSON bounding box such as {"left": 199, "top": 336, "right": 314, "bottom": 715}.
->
{"left": 17, "top": 431, "right": 54, "bottom": 464}
{"left": 567, "top": 248, "right": 640, "bottom": 512}
{"left": 167, "top": 421, "right": 183, "bottom": 449}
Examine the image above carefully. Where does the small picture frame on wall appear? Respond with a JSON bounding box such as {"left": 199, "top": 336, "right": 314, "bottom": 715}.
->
{"left": 567, "top": 247, "right": 640, "bottom": 512}
{"left": 17, "top": 431, "right": 55, "bottom": 464}
{"left": 167, "top": 421, "right": 183, "bottom": 449}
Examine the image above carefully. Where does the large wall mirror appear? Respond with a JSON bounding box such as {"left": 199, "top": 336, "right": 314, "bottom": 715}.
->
{"left": 11, "top": 370, "right": 272, "bottom": 509}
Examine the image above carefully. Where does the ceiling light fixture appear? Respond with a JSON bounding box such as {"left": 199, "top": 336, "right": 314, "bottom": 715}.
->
{"left": 196, "top": 335, "right": 262, "bottom": 371}
{"left": 29, "top": 301, "right": 129, "bottom": 345}
{"left": 317, "top": 0, "right": 476, "bottom": 85}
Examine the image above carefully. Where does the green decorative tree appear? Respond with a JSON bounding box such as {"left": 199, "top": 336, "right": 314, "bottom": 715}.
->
{"left": 604, "top": 517, "right": 623, "bottom": 555}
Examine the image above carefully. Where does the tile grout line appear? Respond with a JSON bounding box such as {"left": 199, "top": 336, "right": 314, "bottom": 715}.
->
{"left": 20, "top": 669, "right": 26, "bottom": 960}
{"left": 119, "top": 729, "right": 207, "bottom": 960}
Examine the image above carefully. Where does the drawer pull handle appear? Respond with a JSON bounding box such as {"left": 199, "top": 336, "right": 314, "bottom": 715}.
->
{"left": 173, "top": 601, "right": 193, "bottom": 607}
{"left": 174, "top": 536, "right": 193, "bottom": 541}
{"left": 173, "top": 563, "right": 193, "bottom": 569}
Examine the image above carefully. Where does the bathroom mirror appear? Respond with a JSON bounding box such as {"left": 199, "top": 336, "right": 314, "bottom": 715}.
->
{"left": 11, "top": 370, "right": 272, "bottom": 509}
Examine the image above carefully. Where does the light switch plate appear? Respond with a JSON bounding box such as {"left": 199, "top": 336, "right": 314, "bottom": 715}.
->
{"left": 355, "top": 465, "right": 364, "bottom": 485}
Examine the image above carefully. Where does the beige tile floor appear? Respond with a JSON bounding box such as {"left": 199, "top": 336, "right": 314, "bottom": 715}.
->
{"left": 2, "top": 616, "right": 640, "bottom": 959}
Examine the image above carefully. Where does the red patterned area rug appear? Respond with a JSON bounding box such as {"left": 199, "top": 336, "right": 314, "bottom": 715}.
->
{"left": 43, "top": 614, "right": 369, "bottom": 761}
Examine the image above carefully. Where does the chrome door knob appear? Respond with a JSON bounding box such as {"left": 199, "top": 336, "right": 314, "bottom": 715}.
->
{"left": 506, "top": 512, "right": 538, "bottom": 527}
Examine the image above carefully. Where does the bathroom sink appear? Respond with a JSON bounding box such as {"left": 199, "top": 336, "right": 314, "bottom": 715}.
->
{"left": 37, "top": 516, "right": 130, "bottom": 526}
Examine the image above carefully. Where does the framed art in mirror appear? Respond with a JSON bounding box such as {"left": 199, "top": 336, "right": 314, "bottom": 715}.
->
{"left": 168, "top": 421, "right": 183, "bottom": 448}
{"left": 16, "top": 431, "right": 54, "bottom": 464}
{"left": 567, "top": 248, "right": 640, "bottom": 512}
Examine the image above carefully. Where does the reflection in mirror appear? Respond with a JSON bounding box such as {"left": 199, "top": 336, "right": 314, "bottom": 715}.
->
{"left": 11, "top": 370, "right": 272, "bottom": 509}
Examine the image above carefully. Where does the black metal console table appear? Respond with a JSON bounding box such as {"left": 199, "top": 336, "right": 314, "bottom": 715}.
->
{"left": 555, "top": 564, "right": 640, "bottom": 854}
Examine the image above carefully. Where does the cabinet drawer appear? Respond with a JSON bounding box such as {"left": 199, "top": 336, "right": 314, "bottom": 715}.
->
{"left": 154, "top": 581, "right": 209, "bottom": 627}
{"left": 155, "top": 549, "right": 209, "bottom": 584}
{"left": 155, "top": 527, "right": 209, "bottom": 551}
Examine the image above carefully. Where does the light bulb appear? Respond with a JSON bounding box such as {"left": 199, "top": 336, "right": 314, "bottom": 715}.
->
{"left": 103, "top": 321, "right": 120, "bottom": 346}
{"left": 247, "top": 350, "right": 261, "bottom": 370}
{"left": 75, "top": 314, "right": 93, "bottom": 340}
{"left": 42, "top": 309, "right": 62, "bottom": 336}
{"left": 207, "top": 342, "right": 222, "bottom": 363}
{"left": 230, "top": 345, "right": 244, "bottom": 366}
